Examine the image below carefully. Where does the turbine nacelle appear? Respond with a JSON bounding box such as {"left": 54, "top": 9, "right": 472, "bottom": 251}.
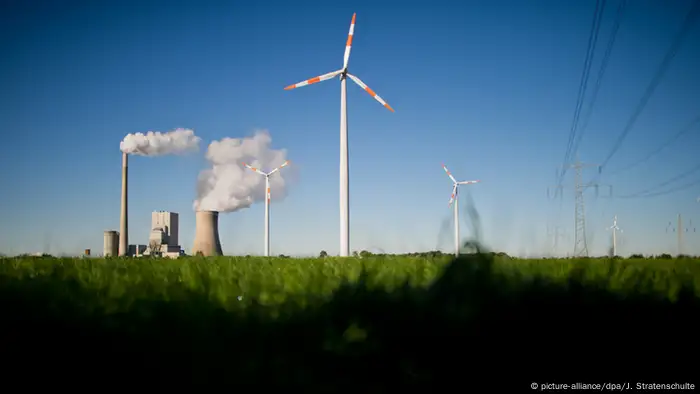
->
{"left": 442, "top": 163, "right": 480, "bottom": 208}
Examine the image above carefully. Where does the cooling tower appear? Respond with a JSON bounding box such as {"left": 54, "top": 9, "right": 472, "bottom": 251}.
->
{"left": 104, "top": 230, "right": 119, "bottom": 257}
{"left": 192, "top": 210, "right": 223, "bottom": 256}
{"left": 118, "top": 151, "right": 128, "bottom": 256}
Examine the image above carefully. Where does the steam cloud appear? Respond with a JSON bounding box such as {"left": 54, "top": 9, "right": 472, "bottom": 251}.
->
{"left": 120, "top": 128, "right": 201, "bottom": 156}
{"left": 194, "top": 130, "right": 292, "bottom": 213}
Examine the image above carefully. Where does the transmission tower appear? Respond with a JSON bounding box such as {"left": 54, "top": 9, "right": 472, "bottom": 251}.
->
{"left": 548, "top": 156, "right": 611, "bottom": 257}
{"left": 666, "top": 214, "right": 696, "bottom": 256}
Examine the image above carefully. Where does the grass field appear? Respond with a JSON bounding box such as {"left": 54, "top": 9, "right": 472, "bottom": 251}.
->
{"left": 2, "top": 252, "right": 699, "bottom": 390}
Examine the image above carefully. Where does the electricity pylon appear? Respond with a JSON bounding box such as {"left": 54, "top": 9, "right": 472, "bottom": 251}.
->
{"left": 548, "top": 156, "right": 611, "bottom": 257}
{"left": 666, "top": 214, "right": 696, "bottom": 256}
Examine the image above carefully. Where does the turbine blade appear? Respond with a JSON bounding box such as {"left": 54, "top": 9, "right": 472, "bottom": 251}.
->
{"left": 347, "top": 73, "right": 394, "bottom": 112}
{"left": 458, "top": 180, "right": 480, "bottom": 185}
{"left": 442, "top": 164, "right": 457, "bottom": 183}
{"left": 343, "top": 13, "right": 356, "bottom": 69}
{"left": 242, "top": 162, "right": 267, "bottom": 176}
{"left": 284, "top": 70, "right": 342, "bottom": 90}
{"left": 448, "top": 184, "right": 457, "bottom": 208}
{"left": 268, "top": 160, "right": 291, "bottom": 175}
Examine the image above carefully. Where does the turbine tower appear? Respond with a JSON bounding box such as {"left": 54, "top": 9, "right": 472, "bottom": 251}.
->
{"left": 243, "top": 160, "right": 290, "bottom": 257}
{"left": 442, "top": 164, "right": 480, "bottom": 257}
{"left": 607, "top": 215, "right": 622, "bottom": 257}
{"left": 284, "top": 13, "right": 394, "bottom": 257}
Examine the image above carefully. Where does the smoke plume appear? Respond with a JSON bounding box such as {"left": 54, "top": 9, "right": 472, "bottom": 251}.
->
{"left": 193, "top": 130, "right": 293, "bottom": 213}
{"left": 120, "top": 128, "right": 201, "bottom": 156}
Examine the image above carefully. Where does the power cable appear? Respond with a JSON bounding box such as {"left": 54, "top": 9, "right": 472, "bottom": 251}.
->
{"left": 557, "top": 0, "right": 607, "bottom": 191}
{"left": 599, "top": 0, "right": 700, "bottom": 171}
{"left": 607, "top": 114, "right": 700, "bottom": 176}
{"left": 616, "top": 178, "right": 700, "bottom": 199}
{"left": 615, "top": 162, "right": 700, "bottom": 198}
{"left": 570, "top": 0, "right": 628, "bottom": 159}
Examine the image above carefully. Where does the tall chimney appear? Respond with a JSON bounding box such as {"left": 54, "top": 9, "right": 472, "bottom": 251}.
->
{"left": 118, "top": 152, "right": 128, "bottom": 256}
{"left": 192, "top": 210, "right": 223, "bottom": 256}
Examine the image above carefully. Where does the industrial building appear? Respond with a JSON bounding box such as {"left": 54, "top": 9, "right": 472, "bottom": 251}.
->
{"left": 103, "top": 230, "right": 119, "bottom": 257}
{"left": 146, "top": 211, "right": 182, "bottom": 258}
{"left": 103, "top": 211, "right": 181, "bottom": 258}
{"left": 128, "top": 244, "right": 147, "bottom": 256}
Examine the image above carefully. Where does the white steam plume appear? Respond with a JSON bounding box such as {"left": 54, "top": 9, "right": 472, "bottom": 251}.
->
{"left": 120, "top": 128, "right": 201, "bottom": 156}
{"left": 194, "top": 129, "right": 293, "bottom": 213}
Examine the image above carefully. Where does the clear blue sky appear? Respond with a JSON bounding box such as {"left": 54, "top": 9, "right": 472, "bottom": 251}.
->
{"left": 1, "top": 0, "right": 699, "bottom": 257}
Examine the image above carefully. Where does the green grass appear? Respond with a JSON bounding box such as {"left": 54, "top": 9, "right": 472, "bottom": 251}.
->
{"left": 2, "top": 254, "right": 699, "bottom": 390}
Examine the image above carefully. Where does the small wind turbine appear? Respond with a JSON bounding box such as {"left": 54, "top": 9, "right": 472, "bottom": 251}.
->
{"left": 242, "top": 160, "right": 290, "bottom": 257}
{"left": 442, "top": 164, "right": 480, "bottom": 257}
{"left": 284, "top": 13, "right": 394, "bottom": 257}
{"left": 607, "top": 215, "right": 622, "bottom": 257}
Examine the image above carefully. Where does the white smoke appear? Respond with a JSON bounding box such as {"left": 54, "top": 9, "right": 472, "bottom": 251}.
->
{"left": 194, "top": 129, "right": 293, "bottom": 213}
{"left": 120, "top": 128, "right": 201, "bottom": 156}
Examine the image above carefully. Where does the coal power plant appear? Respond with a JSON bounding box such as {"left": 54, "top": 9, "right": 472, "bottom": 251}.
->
{"left": 192, "top": 210, "right": 223, "bottom": 256}
{"left": 106, "top": 151, "right": 222, "bottom": 258}
{"left": 105, "top": 130, "right": 291, "bottom": 258}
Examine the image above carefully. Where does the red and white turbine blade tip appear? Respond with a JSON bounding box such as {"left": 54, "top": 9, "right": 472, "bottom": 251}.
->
{"left": 442, "top": 164, "right": 457, "bottom": 183}
{"left": 343, "top": 13, "right": 356, "bottom": 69}
{"left": 347, "top": 74, "right": 394, "bottom": 112}
{"left": 269, "top": 160, "right": 290, "bottom": 175}
{"left": 242, "top": 162, "right": 265, "bottom": 175}
{"left": 284, "top": 70, "right": 342, "bottom": 90}
{"left": 448, "top": 185, "right": 457, "bottom": 207}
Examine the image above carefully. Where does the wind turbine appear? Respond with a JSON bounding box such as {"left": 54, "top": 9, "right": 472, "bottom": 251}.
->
{"left": 284, "top": 13, "right": 394, "bottom": 257}
{"left": 242, "top": 160, "right": 290, "bottom": 257}
{"left": 607, "top": 215, "right": 622, "bottom": 257}
{"left": 442, "top": 164, "right": 480, "bottom": 257}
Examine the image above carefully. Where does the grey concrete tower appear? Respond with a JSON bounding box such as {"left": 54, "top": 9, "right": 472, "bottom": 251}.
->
{"left": 118, "top": 151, "right": 129, "bottom": 256}
{"left": 192, "top": 210, "right": 223, "bottom": 256}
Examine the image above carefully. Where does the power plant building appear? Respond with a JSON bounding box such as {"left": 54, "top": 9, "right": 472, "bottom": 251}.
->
{"left": 103, "top": 230, "right": 119, "bottom": 257}
{"left": 128, "top": 244, "right": 147, "bottom": 256}
{"left": 148, "top": 211, "right": 182, "bottom": 258}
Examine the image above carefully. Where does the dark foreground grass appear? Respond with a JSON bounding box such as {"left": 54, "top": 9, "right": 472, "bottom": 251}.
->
{"left": 1, "top": 252, "right": 699, "bottom": 391}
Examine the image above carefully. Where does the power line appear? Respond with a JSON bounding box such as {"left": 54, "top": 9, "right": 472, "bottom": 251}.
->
{"left": 557, "top": 0, "right": 607, "bottom": 190}
{"left": 616, "top": 163, "right": 700, "bottom": 198}
{"left": 599, "top": 0, "right": 700, "bottom": 170}
{"left": 570, "top": 0, "right": 628, "bottom": 159}
{"left": 608, "top": 114, "right": 700, "bottom": 176}
{"left": 617, "top": 177, "right": 700, "bottom": 199}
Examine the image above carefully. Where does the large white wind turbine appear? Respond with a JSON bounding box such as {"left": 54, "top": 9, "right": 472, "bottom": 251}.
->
{"left": 607, "top": 215, "right": 623, "bottom": 257}
{"left": 442, "top": 164, "right": 480, "bottom": 257}
{"left": 284, "top": 13, "right": 394, "bottom": 257}
{"left": 242, "top": 160, "right": 290, "bottom": 257}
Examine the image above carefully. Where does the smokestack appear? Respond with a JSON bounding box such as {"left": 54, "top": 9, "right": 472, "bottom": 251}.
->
{"left": 118, "top": 152, "right": 128, "bottom": 256}
{"left": 192, "top": 210, "right": 223, "bottom": 256}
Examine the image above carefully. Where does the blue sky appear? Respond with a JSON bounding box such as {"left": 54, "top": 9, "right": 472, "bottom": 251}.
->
{"left": 1, "top": 0, "right": 699, "bottom": 257}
